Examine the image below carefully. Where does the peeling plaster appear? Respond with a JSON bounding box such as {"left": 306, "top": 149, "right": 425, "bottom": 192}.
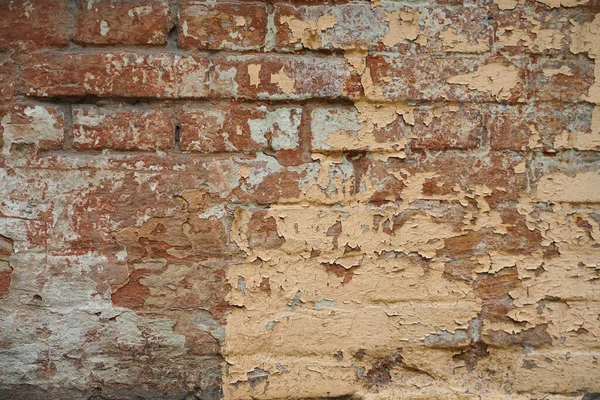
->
{"left": 281, "top": 13, "right": 337, "bottom": 50}
{"left": 270, "top": 67, "right": 296, "bottom": 94}
{"left": 447, "top": 63, "right": 521, "bottom": 101}
{"left": 381, "top": 10, "right": 419, "bottom": 48}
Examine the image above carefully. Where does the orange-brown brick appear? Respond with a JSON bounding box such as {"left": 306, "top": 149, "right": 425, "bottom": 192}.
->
{"left": 179, "top": 2, "right": 268, "bottom": 50}
{"left": 245, "top": 210, "right": 285, "bottom": 250}
{"left": 411, "top": 103, "right": 483, "bottom": 149}
{"left": 180, "top": 104, "right": 302, "bottom": 153}
{"left": 536, "top": 102, "right": 595, "bottom": 150}
{"left": 0, "top": 234, "right": 13, "bottom": 299}
{"left": 72, "top": 105, "right": 174, "bottom": 151}
{"left": 0, "top": 0, "right": 68, "bottom": 50}
{"left": 74, "top": 0, "right": 170, "bottom": 46}
{"left": 493, "top": 3, "right": 595, "bottom": 55}
{"left": 229, "top": 161, "right": 316, "bottom": 204}
{"left": 309, "top": 103, "right": 482, "bottom": 152}
{"left": 488, "top": 104, "right": 536, "bottom": 151}
{"left": 274, "top": 3, "right": 389, "bottom": 52}
{"left": 360, "top": 152, "right": 528, "bottom": 205}
{"left": 366, "top": 54, "right": 530, "bottom": 102}
{"left": 274, "top": 3, "right": 493, "bottom": 53}
{"left": 213, "top": 55, "right": 362, "bottom": 100}
{"left": 531, "top": 55, "right": 594, "bottom": 103}
{"left": 1, "top": 104, "right": 65, "bottom": 153}
{"left": 416, "top": 152, "right": 528, "bottom": 204}
{"left": 22, "top": 53, "right": 211, "bottom": 98}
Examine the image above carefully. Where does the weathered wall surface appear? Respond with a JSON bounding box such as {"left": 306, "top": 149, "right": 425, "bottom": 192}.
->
{"left": 0, "top": 0, "right": 599, "bottom": 399}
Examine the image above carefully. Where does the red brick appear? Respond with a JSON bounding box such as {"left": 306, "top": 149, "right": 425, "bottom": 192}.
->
{"left": 179, "top": 2, "right": 268, "bottom": 50}
{"left": 0, "top": 0, "right": 68, "bottom": 50}
{"left": 310, "top": 103, "right": 481, "bottom": 152}
{"left": 475, "top": 267, "right": 522, "bottom": 321}
{"left": 488, "top": 104, "right": 536, "bottom": 151}
{"left": 361, "top": 152, "right": 528, "bottom": 205}
{"left": 245, "top": 210, "right": 285, "bottom": 250}
{"left": 275, "top": 3, "right": 390, "bottom": 51}
{"left": 535, "top": 102, "right": 595, "bottom": 150}
{"left": 0, "top": 263, "right": 12, "bottom": 299}
{"left": 72, "top": 105, "right": 174, "bottom": 151}
{"left": 213, "top": 55, "right": 361, "bottom": 100}
{"left": 274, "top": 3, "right": 492, "bottom": 53}
{"left": 493, "top": 2, "right": 595, "bottom": 55}
{"left": 22, "top": 53, "right": 210, "bottom": 99}
{"left": 366, "top": 54, "right": 530, "bottom": 102}
{"left": 415, "top": 152, "right": 528, "bottom": 204}
{"left": 423, "top": 5, "right": 493, "bottom": 54}
{"left": 111, "top": 215, "right": 231, "bottom": 313}
{"left": 0, "top": 58, "right": 17, "bottom": 100}
{"left": 0, "top": 104, "right": 65, "bottom": 153}
{"left": 489, "top": 103, "right": 595, "bottom": 152}
{"left": 180, "top": 105, "right": 302, "bottom": 153}
{"left": 229, "top": 157, "right": 317, "bottom": 204}
{"left": 0, "top": 234, "right": 14, "bottom": 299}
{"left": 411, "top": 103, "right": 483, "bottom": 149}
{"left": 531, "top": 54, "right": 594, "bottom": 103}
{"left": 74, "top": 0, "right": 170, "bottom": 46}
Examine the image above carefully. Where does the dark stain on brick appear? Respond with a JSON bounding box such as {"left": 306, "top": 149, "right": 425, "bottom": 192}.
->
{"left": 453, "top": 341, "right": 489, "bottom": 372}
{"left": 323, "top": 262, "right": 356, "bottom": 285}
{"left": 486, "top": 324, "right": 553, "bottom": 349}
{"left": 365, "top": 348, "right": 403, "bottom": 387}
{"left": 259, "top": 276, "right": 272, "bottom": 296}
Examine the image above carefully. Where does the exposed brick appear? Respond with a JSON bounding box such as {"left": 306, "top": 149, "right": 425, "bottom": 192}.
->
{"left": 72, "top": 105, "right": 174, "bottom": 151}
{"left": 489, "top": 102, "right": 596, "bottom": 151}
{"left": 179, "top": 2, "right": 268, "bottom": 50}
{"left": 180, "top": 104, "right": 302, "bottom": 153}
{"left": 0, "top": 58, "right": 17, "bottom": 100}
{"left": 0, "top": 261, "right": 12, "bottom": 299}
{"left": 422, "top": 5, "right": 493, "bottom": 54}
{"left": 485, "top": 324, "right": 552, "bottom": 348}
{"left": 0, "top": 104, "right": 65, "bottom": 153}
{"left": 112, "top": 214, "right": 231, "bottom": 312}
{"left": 246, "top": 210, "right": 285, "bottom": 250}
{"left": 310, "top": 103, "right": 482, "bottom": 152}
{"left": 364, "top": 152, "right": 528, "bottom": 205}
{"left": 0, "top": 234, "right": 14, "bottom": 299}
{"left": 475, "top": 267, "right": 521, "bottom": 321}
{"left": 488, "top": 104, "right": 536, "bottom": 151}
{"left": 415, "top": 152, "right": 528, "bottom": 204}
{"left": 229, "top": 160, "right": 316, "bottom": 204}
{"left": 0, "top": 0, "right": 68, "bottom": 50}
{"left": 310, "top": 106, "right": 365, "bottom": 152}
{"left": 536, "top": 102, "right": 595, "bottom": 150}
{"left": 74, "top": 0, "right": 170, "bottom": 46}
{"left": 274, "top": 3, "right": 492, "bottom": 53}
{"left": 531, "top": 54, "right": 595, "bottom": 103}
{"left": 366, "top": 54, "right": 530, "bottom": 102}
{"left": 493, "top": 2, "right": 596, "bottom": 55}
{"left": 21, "top": 53, "right": 211, "bottom": 99}
{"left": 411, "top": 103, "right": 483, "bottom": 149}
{"left": 212, "top": 54, "right": 362, "bottom": 100}
{"left": 275, "top": 3, "right": 392, "bottom": 51}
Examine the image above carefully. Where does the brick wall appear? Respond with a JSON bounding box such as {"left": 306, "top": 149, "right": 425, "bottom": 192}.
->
{"left": 0, "top": 0, "right": 599, "bottom": 399}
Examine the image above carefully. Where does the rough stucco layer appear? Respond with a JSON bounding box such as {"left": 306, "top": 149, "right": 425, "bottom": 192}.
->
{"left": 0, "top": 0, "right": 599, "bottom": 399}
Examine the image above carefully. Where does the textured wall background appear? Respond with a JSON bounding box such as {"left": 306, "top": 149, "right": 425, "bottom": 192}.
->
{"left": 0, "top": 0, "right": 599, "bottom": 399}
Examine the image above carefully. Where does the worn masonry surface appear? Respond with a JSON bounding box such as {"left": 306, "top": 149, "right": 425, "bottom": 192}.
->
{"left": 0, "top": 0, "right": 599, "bottom": 399}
